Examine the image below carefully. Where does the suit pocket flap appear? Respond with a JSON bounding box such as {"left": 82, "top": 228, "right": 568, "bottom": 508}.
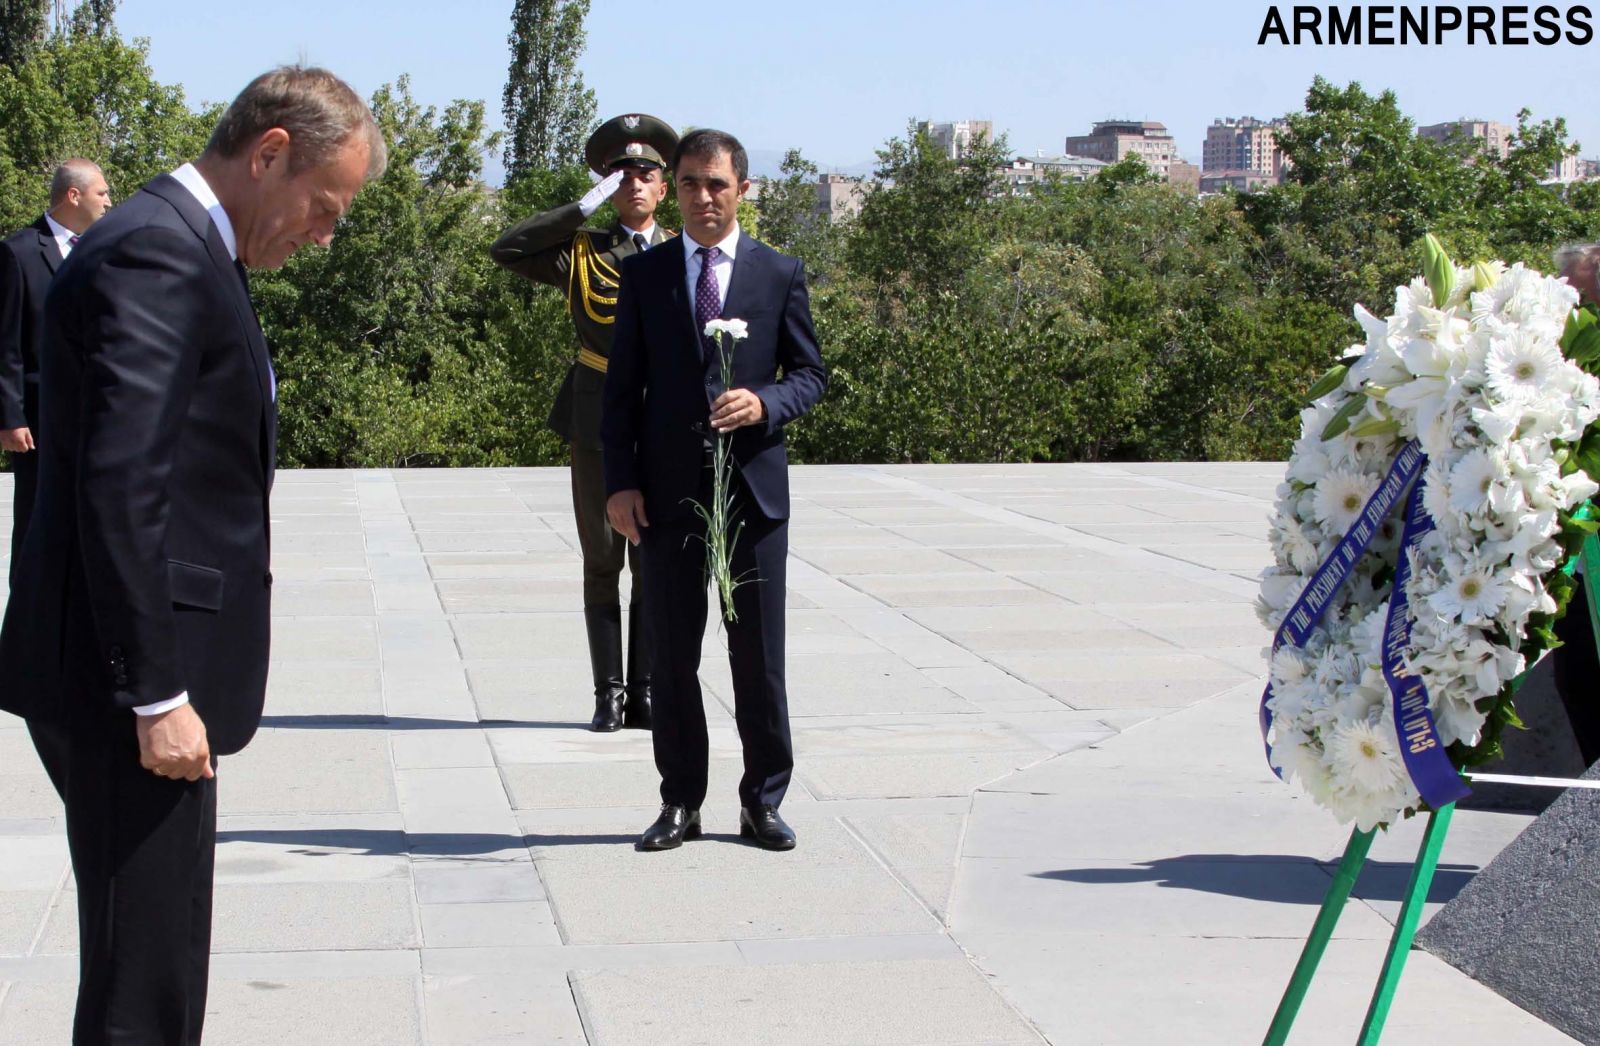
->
{"left": 167, "top": 559, "right": 224, "bottom": 611}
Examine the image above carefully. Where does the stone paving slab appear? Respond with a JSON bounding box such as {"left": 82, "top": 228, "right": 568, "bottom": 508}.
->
{"left": 423, "top": 973, "right": 588, "bottom": 1044}
{"left": 959, "top": 932, "right": 1574, "bottom": 1046}
{"left": 0, "top": 464, "right": 1578, "bottom": 1044}
{"left": 569, "top": 959, "right": 1043, "bottom": 1045}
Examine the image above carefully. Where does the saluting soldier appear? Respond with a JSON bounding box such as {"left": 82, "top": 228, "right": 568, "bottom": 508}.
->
{"left": 490, "top": 113, "right": 678, "bottom": 732}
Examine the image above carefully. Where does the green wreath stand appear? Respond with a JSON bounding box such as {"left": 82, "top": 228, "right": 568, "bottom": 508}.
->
{"left": 1262, "top": 516, "right": 1600, "bottom": 1045}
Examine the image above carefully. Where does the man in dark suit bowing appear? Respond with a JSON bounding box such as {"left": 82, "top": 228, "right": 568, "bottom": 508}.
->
{"left": 603, "top": 128, "right": 826, "bottom": 852}
{"left": 0, "top": 158, "right": 112, "bottom": 797}
{"left": 0, "top": 66, "right": 385, "bottom": 1045}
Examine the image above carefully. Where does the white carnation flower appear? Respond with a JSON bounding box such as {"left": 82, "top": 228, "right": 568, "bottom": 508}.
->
{"left": 1287, "top": 435, "right": 1333, "bottom": 485}
{"left": 703, "top": 317, "right": 749, "bottom": 340}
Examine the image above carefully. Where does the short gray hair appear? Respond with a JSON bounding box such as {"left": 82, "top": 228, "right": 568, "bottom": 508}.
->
{"left": 48, "top": 158, "right": 102, "bottom": 206}
{"left": 205, "top": 65, "right": 387, "bottom": 181}
{"left": 1554, "top": 242, "right": 1600, "bottom": 272}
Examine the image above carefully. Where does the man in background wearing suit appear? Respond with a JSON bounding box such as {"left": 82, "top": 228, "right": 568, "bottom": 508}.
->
{"left": 0, "top": 159, "right": 112, "bottom": 564}
{"left": 603, "top": 128, "right": 827, "bottom": 852}
{"left": 0, "top": 158, "right": 111, "bottom": 798}
{"left": 491, "top": 114, "right": 678, "bottom": 733}
{"left": 0, "top": 66, "right": 385, "bottom": 1046}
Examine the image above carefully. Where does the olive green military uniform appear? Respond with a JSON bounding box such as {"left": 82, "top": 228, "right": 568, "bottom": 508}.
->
{"left": 489, "top": 113, "right": 678, "bottom": 732}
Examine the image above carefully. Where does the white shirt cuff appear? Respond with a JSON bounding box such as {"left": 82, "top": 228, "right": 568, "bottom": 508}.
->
{"left": 133, "top": 693, "right": 189, "bottom": 716}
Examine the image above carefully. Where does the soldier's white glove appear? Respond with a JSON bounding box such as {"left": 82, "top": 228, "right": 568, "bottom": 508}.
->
{"left": 579, "top": 169, "right": 626, "bottom": 217}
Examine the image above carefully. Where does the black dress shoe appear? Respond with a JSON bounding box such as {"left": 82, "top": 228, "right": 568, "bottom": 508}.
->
{"left": 739, "top": 805, "right": 796, "bottom": 851}
{"left": 638, "top": 804, "right": 701, "bottom": 851}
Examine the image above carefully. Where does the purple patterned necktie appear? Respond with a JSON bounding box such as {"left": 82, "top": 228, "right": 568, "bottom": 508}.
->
{"left": 694, "top": 246, "right": 722, "bottom": 331}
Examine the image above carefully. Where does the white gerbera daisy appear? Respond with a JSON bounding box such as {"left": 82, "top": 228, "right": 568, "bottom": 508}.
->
{"left": 1312, "top": 467, "right": 1379, "bottom": 535}
{"left": 1269, "top": 646, "right": 1311, "bottom": 689}
{"left": 1447, "top": 448, "right": 1499, "bottom": 517}
{"left": 1485, "top": 335, "right": 1565, "bottom": 403}
{"left": 1324, "top": 718, "right": 1409, "bottom": 796}
{"left": 1428, "top": 560, "right": 1508, "bottom": 624}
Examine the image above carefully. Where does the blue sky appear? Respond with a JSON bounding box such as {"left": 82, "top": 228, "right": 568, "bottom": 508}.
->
{"left": 116, "top": 0, "right": 1597, "bottom": 176}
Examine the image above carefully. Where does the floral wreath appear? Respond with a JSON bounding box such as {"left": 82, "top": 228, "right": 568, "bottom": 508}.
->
{"left": 1259, "top": 236, "right": 1600, "bottom": 829}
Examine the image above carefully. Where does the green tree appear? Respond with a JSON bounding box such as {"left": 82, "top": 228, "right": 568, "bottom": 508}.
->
{"left": 63, "top": 0, "right": 112, "bottom": 36}
{"left": 756, "top": 148, "right": 839, "bottom": 269}
{"left": 1243, "top": 77, "right": 1599, "bottom": 318}
{"left": 254, "top": 78, "right": 551, "bottom": 467}
{"left": 1242, "top": 77, "right": 1475, "bottom": 311}
{"left": 847, "top": 121, "right": 1009, "bottom": 300}
{"left": 0, "top": 0, "right": 49, "bottom": 69}
{"left": 0, "top": 5, "right": 212, "bottom": 234}
{"left": 501, "top": 0, "right": 596, "bottom": 181}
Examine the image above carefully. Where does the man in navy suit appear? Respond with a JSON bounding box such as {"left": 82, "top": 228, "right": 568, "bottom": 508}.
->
{"left": 0, "top": 66, "right": 384, "bottom": 1046}
{"left": 0, "top": 158, "right": 111, "bottom": 796}
{"left": 603, "top": 128, "right": 826, "bottom": 852}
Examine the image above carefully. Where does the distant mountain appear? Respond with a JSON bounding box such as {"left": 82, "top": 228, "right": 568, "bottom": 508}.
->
{"left": 746, "top": 148, "right": 879, "bottom": 182}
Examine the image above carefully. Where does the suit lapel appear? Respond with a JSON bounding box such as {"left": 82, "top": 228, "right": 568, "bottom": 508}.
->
{"left": 144, "top": 176, "right": 276, "bottom": 480}
{"left": 669, "top": 239, "right": 702, "bottom": 357}
{"left": 33, "top": 218, "right": 59, "bottom": 274}
{"left": 721, "top": 232, "right": 761, "bottom": 328}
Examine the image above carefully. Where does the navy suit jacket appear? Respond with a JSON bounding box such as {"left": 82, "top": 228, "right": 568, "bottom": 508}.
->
{"left": 0, "top": 175, "right": 277, "bottom": 755}
{"left": 601, "top": 230, "right": 826, "bottom": 522}
{"left": 0, "top": 215, "right": 61, "bottom": 431}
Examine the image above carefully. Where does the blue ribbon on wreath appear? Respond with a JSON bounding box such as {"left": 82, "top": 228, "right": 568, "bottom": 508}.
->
{"left": 1261, "top": 438, "right": 1469, "bottom": 809}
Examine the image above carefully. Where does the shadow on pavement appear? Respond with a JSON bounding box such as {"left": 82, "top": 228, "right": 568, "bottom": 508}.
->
{"left": 258, "top": 714, "right": 579, "bottom": 731}
{"left": 1034, "top": 853, "right": 1477, "bottom": 905}
{"left": 217, "top": 827, "right": 763, "bottom": 855}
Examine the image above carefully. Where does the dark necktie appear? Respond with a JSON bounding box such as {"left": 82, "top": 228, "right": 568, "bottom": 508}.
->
{"left": 67, "top": 234, "right": 79, "bottom": 246}
{"left": 695, "top": 246, "right": 722, "bottom": 331}
{"left": 633, "top": 232, "right": 649, "bottom": 253}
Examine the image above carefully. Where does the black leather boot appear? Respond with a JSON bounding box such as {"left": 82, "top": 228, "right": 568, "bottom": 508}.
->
{"left": 623, "top": 603, "right": 653, "bottom": 730}
{"left": 585, "top": 605, "right": 625, "bottom": 732}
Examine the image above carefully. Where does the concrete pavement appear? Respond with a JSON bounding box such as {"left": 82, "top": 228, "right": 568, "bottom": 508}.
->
{"left": 0, "top": 464, "right": 1574, "bottom": 1044}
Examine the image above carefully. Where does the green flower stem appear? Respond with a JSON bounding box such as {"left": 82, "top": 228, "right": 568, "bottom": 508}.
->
{"left": 691, "top": 330, "right": 756, "bottom": 624}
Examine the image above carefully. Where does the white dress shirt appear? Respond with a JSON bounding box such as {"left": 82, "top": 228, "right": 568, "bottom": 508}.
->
{"left": 619, "top": 221, "right": 657, "bottom": 245}
{"left": 131, "top": 163, "right": 242, "bottom": 719}
{"left": 683, "top": 223, "right": 741, "bottom": 313}
{"left": 44, "top": 213, "right": 75, "bottom": 259}
{"left": 170, "top": 163, "right": 238, "bottom": 260}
